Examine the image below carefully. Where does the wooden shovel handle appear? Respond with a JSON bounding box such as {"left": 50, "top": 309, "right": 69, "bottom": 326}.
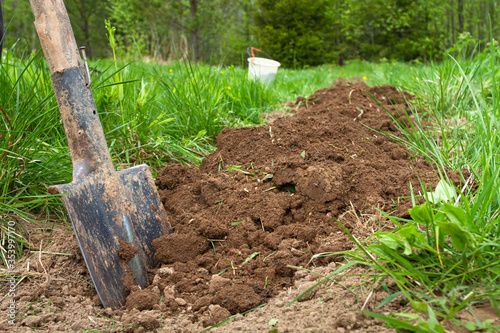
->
{"left": 29, "top": 0, "right": 82, "bottom": 73}
{"left": 30, "top": 0, "right": 114, "bottom": 178}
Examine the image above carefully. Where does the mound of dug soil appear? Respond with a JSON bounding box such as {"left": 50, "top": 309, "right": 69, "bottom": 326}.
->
{"left": 2, "top": 80, "right": 465, "bottom": 332}
{"left": 144, "top": 81, "right": 460, "bottom": 327}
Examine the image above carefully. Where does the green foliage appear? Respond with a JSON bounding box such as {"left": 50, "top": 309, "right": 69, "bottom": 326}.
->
{"left": 337, "top": 38, "right": 500, "bottom": 330}
{"left": 382, "top": 180, "right": 484, "bottom": 258}
{"left": 254, "top": 0, "right": 337, "bottom": 67}
{"left": 0, "top": 48, "right": 70, "bottom": 261}
{"left": 357, "top": 179, "right": 500, "bottom": 329}
{"left": 2, "top": 0, "right": 109, "bottom": 59}
{"left": 0, "top": 49, "right": 67, "bottom": 199}
{"left": 447, "top": 32, "right": 479, "bottom": 61}
{"left": 108, "top": 0, "right": 168, "bottom": 59}
{"left": 252, "top": 0, "right": 454, "bottom": 65}
{"left": 1, "top": 0, "right": 39, "bottom": 50}
{"left": 340, "top": 0, "right": 446, "bottom": 62}
{"left": 3, "top": 1, "right": 500, "bottom": 64}
{"left": 65, "top": 0, "right": 111, "bottom": 58}
{"left": 106, "top": 0, "right": 254, "bottom": 63}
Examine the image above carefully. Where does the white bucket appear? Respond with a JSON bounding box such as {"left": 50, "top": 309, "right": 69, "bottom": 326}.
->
{"left": 248, "top": 57, "right": 281, "bottom": 84}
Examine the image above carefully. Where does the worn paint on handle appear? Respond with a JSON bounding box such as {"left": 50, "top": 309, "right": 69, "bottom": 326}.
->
{"left": 29, "top": 0, "right": 82, "bottom": 73}
{"left": 51, "top": 67, "right": 114, "bottom": 179}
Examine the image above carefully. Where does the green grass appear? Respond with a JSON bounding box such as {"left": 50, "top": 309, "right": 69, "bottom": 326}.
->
{"left": 0, "top": 47, "right": 68, "bottom": 253}
{"left": 334, "top": 41, "right": 500, "bottom": 331}
{"left": 1, "top": 38, "right": 499, "bottom": 331}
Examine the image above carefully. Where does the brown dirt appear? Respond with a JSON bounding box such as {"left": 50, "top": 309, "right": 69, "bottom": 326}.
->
{"left": 119, "top": 239, "right": 139, "bottom": 262}
{"left": 1, "top": 80, "right": 478, "bottom": 332}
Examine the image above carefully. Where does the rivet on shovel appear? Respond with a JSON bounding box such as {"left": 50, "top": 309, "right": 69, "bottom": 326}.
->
{"left": 79, "top": 46, "right": 92, "bottom": 87}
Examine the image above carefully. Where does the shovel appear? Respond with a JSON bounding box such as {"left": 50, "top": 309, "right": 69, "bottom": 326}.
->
{"left": 29, "top": 0, "right": 170, "bottom": 308}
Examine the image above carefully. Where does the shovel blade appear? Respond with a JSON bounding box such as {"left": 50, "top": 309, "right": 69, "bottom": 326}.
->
{"left": 52, "top": 165, "right": 169, "bottom": 308}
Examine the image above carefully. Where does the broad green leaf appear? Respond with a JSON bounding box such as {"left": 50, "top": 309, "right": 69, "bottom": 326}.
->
{"left": 441, "top": 202, "right": 473, "bottom": 230}
{"left": 409, "top": 203, "right": 432, "bottom": 225}
{"left": 378, "top": 233, "right": 403, "bottom": 250}
{"left": 426, "top": 305, "right": 445, "bottom": 333}
{"left": 436, "top": 221, "right": 469, "bottom": 251}
{"left": 399, "top": 224, "right": 421, "bottom": 249}
{"left": 414, "top": 301, "right": 429, "bottom": 313}
{"left": 399, "top": 223, "right": 434, "bottom": 253}
{"left": 465, "top": 322, "right": 477, "bottom": 331}
{"left": 401, "top": 238, "right": 413, "bottom": 256}
{"left": 427, "top": 180, "right": 457, "bottom": 204}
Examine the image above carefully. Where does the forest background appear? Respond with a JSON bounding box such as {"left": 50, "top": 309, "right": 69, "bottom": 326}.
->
{"left": 2, "top": 0, "right": 498, "bottom": 67}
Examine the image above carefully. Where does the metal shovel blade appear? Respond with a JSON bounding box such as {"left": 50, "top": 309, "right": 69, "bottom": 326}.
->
{"left": 51, "top": 166, "right": 168, "bottom": 308}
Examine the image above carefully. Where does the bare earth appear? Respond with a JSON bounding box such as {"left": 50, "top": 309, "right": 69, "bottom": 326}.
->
{"left": 2, "top": 79, "right": 483, "bottom": 332}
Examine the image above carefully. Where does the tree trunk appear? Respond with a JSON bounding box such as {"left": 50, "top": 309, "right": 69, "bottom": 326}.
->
{"left": 0, "top": 0, "right": 3, "bottom": 62}
{"left": 479, "top": 0, "right": 485, "bottom": 41}
{"left": 458, "top": 0, "right": 464, "bottom": 32}
{"left": 490, "top": 0, "right": 497, "bottom": 37}
{"left": 189, "top": 0, "right": 199, "bottom": 62}
{"left": 446, "top": 3, "right": 450, "bottom": 40}
{"left": 66, "top": 0, "right": 92, "bottom": 57}
{"left": 451, "top": 0, "right": 456, "bottom": 43}
{"left": 79, "top": 2, "right": 91, "bottom": 57}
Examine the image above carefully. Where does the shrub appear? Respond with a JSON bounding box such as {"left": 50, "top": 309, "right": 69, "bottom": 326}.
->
{"left": 254, "top": 0, "right": 336, "bottom": 68}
